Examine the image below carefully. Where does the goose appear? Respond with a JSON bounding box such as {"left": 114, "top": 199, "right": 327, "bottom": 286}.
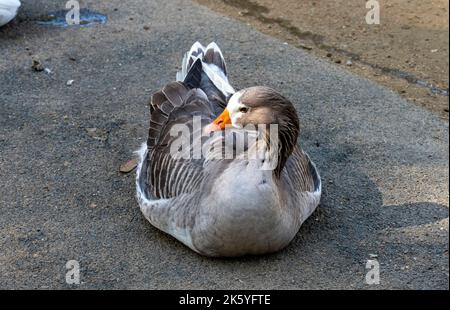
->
{"left": 0, "top": 0, "right": 20, "bottom": 27}
{"left": 136, "top": 42, "right": 321, "bottom": 257}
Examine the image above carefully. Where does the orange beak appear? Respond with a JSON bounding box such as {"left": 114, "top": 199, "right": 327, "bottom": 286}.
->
{"left": 204, "top": 108, "right": 231, "bottom": 133}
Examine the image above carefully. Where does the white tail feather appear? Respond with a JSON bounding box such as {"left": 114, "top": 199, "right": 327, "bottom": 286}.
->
{"left": 202, "top": 63, "right": 235, "bottom": 97}
{"left": 176, "top": 42, "right": 235, "bottom": 97}
{"left": 176, "top": 41, "right": 205, "bottom": 81}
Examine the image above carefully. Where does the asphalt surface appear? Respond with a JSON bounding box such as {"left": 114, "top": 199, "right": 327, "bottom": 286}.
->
{"left": 0, "top": 0, "right": 448, "bottom": 289}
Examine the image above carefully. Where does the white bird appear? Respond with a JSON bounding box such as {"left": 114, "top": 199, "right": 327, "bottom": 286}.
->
{"left": 136, "top": 42, "right": 322, "bottom": 257}
{"left": 0, "top": 0, "right": 20, "bottom": 27}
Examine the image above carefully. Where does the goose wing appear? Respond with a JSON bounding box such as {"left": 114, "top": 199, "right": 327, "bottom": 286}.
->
{"left": 145, "top": 80, "right": 217, "bottom": 199}
{"left": 282, "top": 146, "right": 322, "bottom": 221}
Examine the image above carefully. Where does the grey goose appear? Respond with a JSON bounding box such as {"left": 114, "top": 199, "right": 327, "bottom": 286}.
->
{"left": 136, "top": 42, "right": 321, "bottom": 257}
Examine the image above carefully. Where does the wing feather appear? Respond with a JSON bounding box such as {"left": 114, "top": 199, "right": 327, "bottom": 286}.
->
{"left": 146, "top": 83, "right": 216, "bottom": 199}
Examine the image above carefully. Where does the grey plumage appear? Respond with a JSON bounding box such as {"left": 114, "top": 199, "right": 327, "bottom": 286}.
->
{"left": 136, "top": 42, "right": 321, "bottom": 257}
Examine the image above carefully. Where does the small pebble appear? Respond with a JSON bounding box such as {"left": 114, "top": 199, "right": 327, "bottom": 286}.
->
{"left": 66, "top": 80, "right": 74, "bottom": 86}
{"left": 31, "top": 58, "right": 44, "bottom": 72}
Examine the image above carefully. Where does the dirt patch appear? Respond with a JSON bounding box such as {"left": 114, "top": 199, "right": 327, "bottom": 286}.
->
{"left": 195, "top": 0, "right": 449, "bottom": 120}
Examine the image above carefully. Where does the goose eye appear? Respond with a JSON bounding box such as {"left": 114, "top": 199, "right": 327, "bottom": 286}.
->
{"left": 239, "top": 106, "right": 249, "bottom": 113}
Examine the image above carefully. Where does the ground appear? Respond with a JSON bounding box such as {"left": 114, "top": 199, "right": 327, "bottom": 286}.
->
{"left": 196, "top": 0, "right": 449, "bottom": 120}
{"left": 0, "top": 0, "right": 448, "bottom": 289}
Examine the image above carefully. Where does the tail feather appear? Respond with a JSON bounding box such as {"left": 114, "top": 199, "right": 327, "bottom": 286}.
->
{"left": 203, "top": 42, "right": 227, "bottom": 76}
{"left": 176, "top": 41, "right": 205, "bottom": 82}
{"left": 177, "top": 42, "right": 235, "bottom": 98}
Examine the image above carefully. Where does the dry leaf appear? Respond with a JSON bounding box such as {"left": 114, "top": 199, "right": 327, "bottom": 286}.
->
{"left": 120, "top": 158, "right": 138, "bottom": 173}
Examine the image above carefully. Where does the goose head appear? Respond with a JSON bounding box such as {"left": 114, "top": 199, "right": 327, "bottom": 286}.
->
{"left": 205, "top": 86, "right": 300, "bottom": 175}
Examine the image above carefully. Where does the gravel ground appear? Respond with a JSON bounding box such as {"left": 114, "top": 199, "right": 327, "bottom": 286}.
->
{"left": 0, "top": 0, "right": 448, "bottom": 289}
